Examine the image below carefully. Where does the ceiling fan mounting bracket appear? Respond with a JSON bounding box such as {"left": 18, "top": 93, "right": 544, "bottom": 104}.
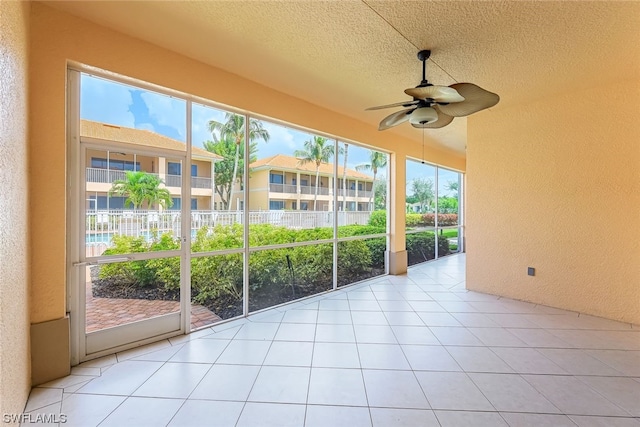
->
{"left": 417, "top": 50, "right": 431, "bottom": 62}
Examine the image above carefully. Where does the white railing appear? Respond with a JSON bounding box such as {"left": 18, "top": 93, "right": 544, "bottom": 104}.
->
{"left": 269, "top": 183, "right": 297, "bottom": 193}
{"left": 86, "top": 209, "right": 372, "bottom": 255}
{"left": 86, "top": 168, "right": 211, "bottom": 189}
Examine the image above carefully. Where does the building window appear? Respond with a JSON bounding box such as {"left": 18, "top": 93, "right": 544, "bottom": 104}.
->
{"left": 91, "top": 157, "right": 140, "bottom": 171}
{"left": 168, "top": 162, "right": 181, "bottom": 175}
{"left": 170, "top": 198, "right": 181, "bottom": 210}
{"left": 301, "top": 179, "right": 308, "bottom": 186}
{"left": 292, "top": 201, "right": 297, "bottom": 210}
{"left": 191, "top": 164, "right": 198, "bottom": 177}
{"left": 191, "top": 198, "right": 197, "bottom": 210}
{"left": 96, "top": 196, "right": 126, "bottom": 210}
{"left": 301, "top": 202, "right": 309, "bottom": 211}
{"left": 270, "top": 173, "right": 284, "bottom": 184}
{"left": 358, "top": 183, "right": 363, "bottom": 191}
{"left": 269, "top": 200, "right": 285, "bottom": 210}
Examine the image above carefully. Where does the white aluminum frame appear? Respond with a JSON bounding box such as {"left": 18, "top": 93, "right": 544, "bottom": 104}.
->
{"left": 67, "top": 65, "right": 392, "bottom": 362}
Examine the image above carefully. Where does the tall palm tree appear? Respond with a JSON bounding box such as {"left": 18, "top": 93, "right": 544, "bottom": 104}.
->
{"left": 294, "top": 136, "right": 334, "bottom": 211}
{"left": 203, "top": 136, "right": 259, "bottom": 210}
{"left": 109, "top": 171, "right": 172, "bottom": 210}
{"left": 208, "top": 114, "right": 270, "bottom": 210}
{"left": 355, "top": 151, "right": 387, "bottom": 211}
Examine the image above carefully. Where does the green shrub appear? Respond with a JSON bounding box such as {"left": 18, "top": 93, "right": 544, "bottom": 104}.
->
{"left": 338, "top": 240, "right": 371, "bottom": 276}
{"left": 97, "top": 224, "right": 388, "bottom": 305}
{"left": 406, "top": 231, "right": 450, "bottom": 265}
{"left": 98, "top": 232, "right": 180, "bottom": 289}
{"left": 367, "top": 210, "right": 386, "bottom": 227}
{"left": 338, "top": 224, "right": 386, "bottom": 237}
{"left": 405, "top": 213, "right": 424, "bottom": 227}
{"left": 191, "top": 253, "right": 243, "bottom": 303}
{"left": 364, "top": 237, "right": 386, "bottom": 267}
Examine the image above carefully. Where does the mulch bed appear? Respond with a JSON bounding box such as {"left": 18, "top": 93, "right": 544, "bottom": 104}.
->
{"left": 90, "top": 266, "right": 384, "bottom": 321}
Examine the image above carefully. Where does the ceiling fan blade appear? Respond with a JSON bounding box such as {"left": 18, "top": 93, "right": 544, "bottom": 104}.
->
{"left": 438, "top": 83, "right": 499, "bottom": 117}
{"left": 410, "top": 106, "right": 454, "bottom": 129}
{"left": 404, "top": 85, "right": 464, "bottom": 103}
{"left": 366, "top": 100, "right": 420, "bottom": 111}
{"left": 378, "top": 108, "right": 414, "bottom": 131}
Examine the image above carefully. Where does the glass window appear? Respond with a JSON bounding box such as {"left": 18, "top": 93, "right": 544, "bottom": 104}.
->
{"left": 168, "top": 162, "right": 181, "bottom": 176}
{"left": 170, "top": 198, "right": 181, "bottom": 210}
{"left": 97, "top": 196, "right": 126, "bottom": 210}
{"left": 191, "top": 164, "right": 198, "bottom": 177}
{"left": 269, "top": 200, "right": 285, "bottom": 210}
{"left": 269, "top": 173, "right": 284, "bottom": 184}
{"left": 191, "top": 198, "right": 197, "bottom": 210}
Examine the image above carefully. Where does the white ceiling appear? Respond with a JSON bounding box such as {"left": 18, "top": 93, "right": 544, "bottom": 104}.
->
{"left": 43, "top": 1, "right": 640, "bottom": 155}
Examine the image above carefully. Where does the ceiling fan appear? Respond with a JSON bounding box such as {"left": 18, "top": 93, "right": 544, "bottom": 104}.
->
{"left": 367, "top": 50, "right": 499, "bottom": 130}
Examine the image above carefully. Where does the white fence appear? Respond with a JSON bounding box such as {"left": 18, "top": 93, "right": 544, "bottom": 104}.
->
{"left": 86, "top": 210, "right": 372, "bottom": 256}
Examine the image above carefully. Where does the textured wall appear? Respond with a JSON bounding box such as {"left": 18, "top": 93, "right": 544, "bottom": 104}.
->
{"left": 466, "top": 80, "right": 640, "bottom": 324}
{"left": 0, "top": 0, "right": 32, "bottom": 417}
{"left": 29, "top": 3, "right": 464, "bottom": 324}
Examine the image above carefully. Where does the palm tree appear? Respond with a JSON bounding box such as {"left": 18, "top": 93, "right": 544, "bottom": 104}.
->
{"left": 203, "top": 136, "right": 259, "bottom": 210}
{"left": 355, "top": 151, "right": 387, "bottom": 211}
{"left": 208, "top": 114, "right": 270, "bottom": 210}
{"left": 294, "top": 136, "right": 334, "bottom": 211}
{"left": 109, "top": 171, "right": 172, "bottom": 210}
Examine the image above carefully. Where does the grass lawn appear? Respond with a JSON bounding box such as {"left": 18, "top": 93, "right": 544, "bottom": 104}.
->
{"left": 439, "top": 229, "right": 458, "bottom": 238}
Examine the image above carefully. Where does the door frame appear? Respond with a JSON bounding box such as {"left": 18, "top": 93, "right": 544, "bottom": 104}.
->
{"left": 67, "top": 69, "right": 192, "bottom": 364}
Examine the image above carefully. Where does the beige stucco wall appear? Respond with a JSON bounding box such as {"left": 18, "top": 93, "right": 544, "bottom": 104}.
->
{"left": 0, "top": 0, "right": 32, "bottom": 417}
{"left": 466, "top": 79, "right": 640, "bottom": 324}
{"left": 29, "top": 2, "right": 465, "bottom": 325}
{"left": 248, "top": 169, "right": 270, "bottom": 211}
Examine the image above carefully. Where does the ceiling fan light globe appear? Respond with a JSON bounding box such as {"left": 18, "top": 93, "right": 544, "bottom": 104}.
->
{"left": 409, "top": 107, "right": 438, "bottom": 125}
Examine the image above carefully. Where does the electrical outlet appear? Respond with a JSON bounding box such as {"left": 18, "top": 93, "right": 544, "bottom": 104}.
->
{"left": 527, "top": 267, "right": 535, "bottom": 276}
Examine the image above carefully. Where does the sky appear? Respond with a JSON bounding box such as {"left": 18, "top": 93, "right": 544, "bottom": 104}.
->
{"left": 80, "top": 73, "right": 460, "bottom": 197}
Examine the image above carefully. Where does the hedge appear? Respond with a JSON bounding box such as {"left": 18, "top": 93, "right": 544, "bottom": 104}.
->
{"left": 98, "top": 222, "right": 449, "bottom": 308}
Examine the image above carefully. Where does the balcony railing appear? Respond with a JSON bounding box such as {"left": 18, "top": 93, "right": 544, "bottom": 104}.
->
{"left": 299, "top": 185, "right": 330, "bottom": 195}
{"left": 269, "top": 183, "right": 298, "bottom": 193}
{"left": 85, "top": 209, "right": 373, "bottom": 256}
{"left": 86, "top": 168, "right": 211, "bottom": 189}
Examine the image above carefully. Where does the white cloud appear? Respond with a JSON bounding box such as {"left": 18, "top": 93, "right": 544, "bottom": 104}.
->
{"left": 80, "top": 74, "right": 135, "bottom": 127}
{"left": 192, "top": 103, "right": 227, "bottom": 147}
{"left": 140, "top": 91, "right": 186, "bottom": 139}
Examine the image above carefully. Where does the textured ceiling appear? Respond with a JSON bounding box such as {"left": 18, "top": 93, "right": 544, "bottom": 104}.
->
{"left": 43, "top": 1, "right": 640, "bottom": 155}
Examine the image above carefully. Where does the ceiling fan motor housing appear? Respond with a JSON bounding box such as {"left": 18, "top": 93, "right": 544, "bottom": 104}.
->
{"left": 409, "top": 107, "right": 438, "bottom": 125}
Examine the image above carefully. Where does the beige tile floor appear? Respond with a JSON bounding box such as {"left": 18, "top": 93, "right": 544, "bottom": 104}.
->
{"left": 23, "top": 254, "right": 640, "bottom": 426}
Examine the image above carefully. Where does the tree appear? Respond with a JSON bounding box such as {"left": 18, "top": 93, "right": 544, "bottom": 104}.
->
{"left": 109, "top": 171, "right": 172, "bottom": 210}
{"left": 294, "top": 136, "right": 334, "bottom": 211}
{"left": 411, "top": 177, "right": 434, "bottom": 213}
{"left": 445, "top": 180, "right": 459, "bottom": 199}
{"left": 438, "top": 196, "right": 459, "bottom": 214}
{"left": 203, "top": 136, "right": 258, "bottom": 210}
{"left": 208, "top": 114, "right": 270, "bottom": 210}
{"left": 373, "top": 177, "right": 387, "bottom": 210}
{"left": 355, "top": 151, "right": 387, "bottom": 211}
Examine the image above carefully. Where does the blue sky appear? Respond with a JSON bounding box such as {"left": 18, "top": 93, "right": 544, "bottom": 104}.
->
{"left": 80, "top": 73, "right": 460, "bottom": 196}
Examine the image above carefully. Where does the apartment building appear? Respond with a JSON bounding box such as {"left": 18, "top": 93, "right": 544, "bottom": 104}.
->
{"left": 245, "top": 154, "right": 374, "bottom": 212}
{"left": 81, "top": 120, "right": 220, "bottom": 210}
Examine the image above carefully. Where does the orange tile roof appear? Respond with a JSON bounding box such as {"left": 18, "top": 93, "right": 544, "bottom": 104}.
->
{"left": 251, "top": 154, "right": 373, "bottom": 180}
{"left": 80, "top": 120, "right": 222, "bottom": 161}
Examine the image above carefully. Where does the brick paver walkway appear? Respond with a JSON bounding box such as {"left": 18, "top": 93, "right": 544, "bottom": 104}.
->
{"left": 86, "top": 281, "right": 221, "bottom": 333}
